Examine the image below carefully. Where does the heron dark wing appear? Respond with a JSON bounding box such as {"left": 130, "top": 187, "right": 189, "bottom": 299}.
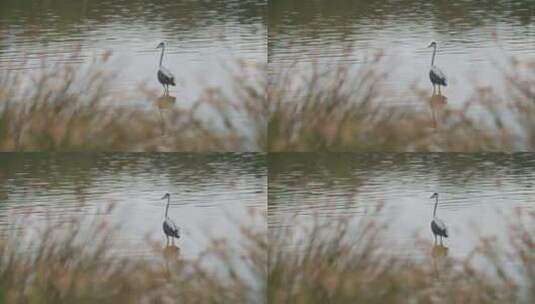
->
{"left": 431, "top": 218, "right": 448, "bottom": 237}
{"left": 430, "top": 66, "right": 447, "bottom": 86}
{"left": 158, "top": 70, "right": 176, "bottom": 86}
{"left": 164, "top": 217, "right": 180, "bottom": 238}
{"left": 158, "top": 67, "right": 176, "bottom": 85}
{"left": 163, "top": 221, "right": 172, "bottom": 236}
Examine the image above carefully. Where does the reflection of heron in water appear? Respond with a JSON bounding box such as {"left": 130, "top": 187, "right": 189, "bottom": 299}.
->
{"left": 163, "top": 244, "right": 180, "bottom": 260}
{"left": 155, "top": 95, "right": 176, "bottom": 135}
{"left": 430, "top": 192, "right": 448, "bottom": 245}
{"left": 156, "top": 42, "right": 176, "bottom": 96}
{"left": 429, "top": 92, "right": 447, "bottom": 128}
{"left": 431, "top": 243, "right": 449, "bottom": 278}
{"left": 163, "top": 244, "right": 180, "bottom": 279}
{"left": 161, "top": 193, "right": 180, "bottom": 245}
{"left": 431, "top": 244, "right": 449, "bottom": 258}
{"left": 427, "top": 42, "right": 447, "bottom": 94}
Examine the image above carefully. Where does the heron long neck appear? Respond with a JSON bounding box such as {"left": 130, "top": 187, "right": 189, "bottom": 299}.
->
{"left": 431, "top": 45, "right": 437, "bottom": 66}
{"left": 159, "top": 46, "right": 165, "bottom": 67}
{"left": 433, "top": 196, "right": 438, "bottom": 217}
{"left": 165, "top": 196, "right": 170, "bottom": 218}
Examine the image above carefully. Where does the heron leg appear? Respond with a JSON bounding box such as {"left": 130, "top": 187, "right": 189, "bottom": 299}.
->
{"left": 172, "top": 237, "right": 175, "bottom": 245}
{"left": 166, "top": 235, "right": 169, "bottom": 245}
{"left": 440, "top": 236, "right": 443, "bottom": 245}
{"left": 438, "top": 85, "right": 442, "bottom": 95}
{"left": 434, "top": 234, "right": 437, "bottom": 244}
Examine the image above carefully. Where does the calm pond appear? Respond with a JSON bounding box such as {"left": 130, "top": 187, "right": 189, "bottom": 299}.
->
{"left": 268, "top": 153, "right": 535, "bottom": 267}
{"left": 0, "top": 0, "right": 266, "bottom": 103}
{"left": 0, "top": 153, "right": 266, "bottom": 265}
{"left": 268, "top": 0, "right": 535, "bottom": 106}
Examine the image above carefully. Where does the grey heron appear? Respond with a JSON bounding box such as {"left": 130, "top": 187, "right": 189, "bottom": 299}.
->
{"left": 161, "top": 193, "right": 180, "bottom": 245}
{"left": 156, "top": 42, "right": 176, "bottom": 96}
{"left": 427, "top": 42, "right": 447, "bottom": 94}
{"left": 430, "top": 192, "right": 448, "bottom": 245}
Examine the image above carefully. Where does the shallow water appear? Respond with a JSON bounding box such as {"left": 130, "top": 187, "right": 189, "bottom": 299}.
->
{"left": 0, "top": 0, "right": 266, "bottom": 103}
{"left": 0, "top": 153, "right": 267, "bottom": 263}
{"left": 268, "top": 153, "right": 535, "bottom": 265}
{"left": 268, "top": 0, "right": 535, "bottom": 106}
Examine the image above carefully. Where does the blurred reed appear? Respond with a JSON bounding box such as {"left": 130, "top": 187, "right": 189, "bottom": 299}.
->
{"left": 268, "top": 53, "right": 535, "bottom": 151}
{"left": 0, "top": 53, "right": 267, "bottom": 152}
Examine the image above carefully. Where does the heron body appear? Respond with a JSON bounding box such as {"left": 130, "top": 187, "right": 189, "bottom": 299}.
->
{"left": 163, "top": 217, "right": 180, "bottom": 239}
{"left": 430, "top": 66, "right": 447, "bottom": 87}
{"left": 430, "top": 192, "right": 448, "bottom": 244}
{"left": 161, "top": 193, "right": 180, "bottom": 244}
{"left": 431, "top": 217, "right": 448, "bottom": 238}
{"left": 158, "top": 67, "right": 176, "bottom": 87}
{"left": 428, "top": 42, "right": 447, "bottom": 93}
{"left": 156, "top": 42, "right": 176, "bottom": 95}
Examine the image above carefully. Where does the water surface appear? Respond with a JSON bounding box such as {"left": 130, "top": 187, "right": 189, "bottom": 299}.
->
{"left": 268, "top": 0, "right": 535, "bottom": 105}
{"left": 268, "top": 153, "right": 535, "bottom": 265}
{"left": 0, "top": 0, "right": 266, "bottom": 102}
{"left": 0, "top": 153, "right": 267, "bottom": 264}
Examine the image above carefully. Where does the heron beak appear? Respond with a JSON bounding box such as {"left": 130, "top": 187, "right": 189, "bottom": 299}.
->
{"left": 161, "top": 194, "right": 167, "bottom": 199}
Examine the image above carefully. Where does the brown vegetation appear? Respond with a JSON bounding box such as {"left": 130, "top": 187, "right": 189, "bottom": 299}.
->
{"left": 0, "top": 206, "right": 266, "bottom": 303}
{"left": 268, "top": 209, "right": 534, "bottom": 303}
{"left": 0, "top": 203, "right": 532, "bottom": 303}
{"left": 268, "top": 54, "right": 535, "bottom": 151}
{"left": 0, "top": 55, "right": 266, "bottom": 152}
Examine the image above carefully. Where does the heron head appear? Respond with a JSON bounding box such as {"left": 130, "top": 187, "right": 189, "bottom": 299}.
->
{"left": 427, "top": 41, "right": 437, "bottom": 48}
{"left": 430, "top": 192, "right": 439, "bottom": 199}
{"left": 161, "top": 193, "right": 170, "bottom": 200}
{"left": 156, "top": 42, "right": 165, "bottom": 49}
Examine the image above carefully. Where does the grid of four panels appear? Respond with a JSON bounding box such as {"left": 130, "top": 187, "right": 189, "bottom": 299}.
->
{"left": 0, "top": 1, "right": 534, "bottom": 303}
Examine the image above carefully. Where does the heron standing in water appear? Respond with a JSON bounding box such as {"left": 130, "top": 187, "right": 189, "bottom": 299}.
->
{"left": 161, "top": 193, "right": 180, "bottom": 245}
{"left": 156, "top": 42, "right": 176, "bottom": 96}
{"left": 430, "top": 192, "right": 448, "bottom": 245}
{"left": 427, "top": 41, "right": 447, "bottom": 94}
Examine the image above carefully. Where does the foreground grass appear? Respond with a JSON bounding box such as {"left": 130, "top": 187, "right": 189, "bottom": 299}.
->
{"left": 0, "top": 54, "right": 267, "bottom": 152}
{"left": 0, "top": 204, "right": 532, "bottom": 303}
{"left": 0, "top": 209, "right": 267, "bottom": 304}
{"left": 3, "top": 51, "right": 533, "bottom": 152}
{"left": 268, "top": 53, "right": 535, "bottom": 151}
{"left": 269, "top": 209, "right": 534, "bottom": 304}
